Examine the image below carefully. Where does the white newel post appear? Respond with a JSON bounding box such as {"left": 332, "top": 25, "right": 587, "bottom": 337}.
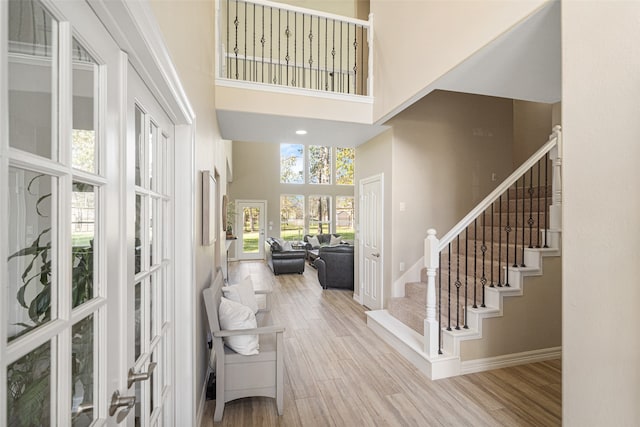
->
{"left": 549, "top": 125, "right": 562, "bottom": 230}
{"left": 423, "top": 229, "right": 440, "bottom": 357}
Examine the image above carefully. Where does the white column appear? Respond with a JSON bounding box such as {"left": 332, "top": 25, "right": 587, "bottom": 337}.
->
{"left": 423, "top": 229, "right": 440, "bottom": 357}
{"left": 549, "top": 125, "right": 562, "bottom": 230}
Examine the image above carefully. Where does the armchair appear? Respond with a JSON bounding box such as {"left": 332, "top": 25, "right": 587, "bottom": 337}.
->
{"left": 313, "top": 244, "right": 354, "bottom": 290}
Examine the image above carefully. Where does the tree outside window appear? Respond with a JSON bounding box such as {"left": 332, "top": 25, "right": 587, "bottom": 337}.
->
{"left": 308, "top": 195, "right": 331, "bottom": 234}
{"left": 308, "top": 145, "right": 331, "bottom": 184}
{"left": 336, "top": 196, "right": 355, "bottom": 241}
{"left": 280, "top": 195, "right": 304, "bottom": 240}
{"left": 280, "top": 144, "right": 304, "bottom": 184}
{"left": 336, "top": 147, "right": 354, "bottom": 185}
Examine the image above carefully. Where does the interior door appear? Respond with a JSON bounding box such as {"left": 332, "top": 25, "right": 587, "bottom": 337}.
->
{"left": 126, "top": 64, "right": 175, "bottom": 427}
{"left": 360, "top": 175, "right": 383, "bottom": 310}
{"left": 236, "top": 201, "right": 266, "bottom": 260}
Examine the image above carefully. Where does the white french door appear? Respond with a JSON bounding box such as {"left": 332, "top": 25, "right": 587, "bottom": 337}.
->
{"left": 1, "top": 1, "right": 174, "bottom": 426}
{"left": 360, "top": 174, "right": 383, "bottom": 310}
{"left": 236, "top": 201, "right": 266, "bottom": 260}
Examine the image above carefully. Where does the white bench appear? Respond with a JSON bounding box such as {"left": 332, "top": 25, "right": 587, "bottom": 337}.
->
{"left": 203, "top": 272, "right": 285, "bottom": 422}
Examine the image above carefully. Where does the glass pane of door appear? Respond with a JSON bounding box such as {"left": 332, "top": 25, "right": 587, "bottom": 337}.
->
{"left": 71, "top": 314, "right": 94, "bottom": 426}
{"left": 238, "top": 202, "right": 265, "bottom": 260}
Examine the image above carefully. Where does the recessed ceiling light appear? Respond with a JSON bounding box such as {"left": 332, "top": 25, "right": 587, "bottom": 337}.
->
{"left": 295, "top": 130, "right": 307, "bottom": 135}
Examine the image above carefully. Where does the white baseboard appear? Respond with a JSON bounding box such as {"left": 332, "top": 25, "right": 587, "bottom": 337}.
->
{"left": 460, "top": 346, "right": 562, "bottom": 375}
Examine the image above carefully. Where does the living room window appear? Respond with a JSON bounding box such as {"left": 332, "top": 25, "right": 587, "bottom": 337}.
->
{"left": 280, "top": 194, "right": 305, "bottom": 240}
{"left": 308, "top": 145, "right": 331, "bottom": 184}
{"left": 280, "top": 143, "right": 304, "bottom": 184}
{"left": 336, "top": 196, "right": 355, "bottom": 240}
{"left": 335, "top": 147, "right": 354, "bottom": 185}
{"left": 308, "top": 195, "right": 331, "bottom": 234}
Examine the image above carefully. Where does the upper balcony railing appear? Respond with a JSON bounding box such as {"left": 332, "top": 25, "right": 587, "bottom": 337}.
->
{"left": 216, "top": 0, "right": 372, "bottom": 97}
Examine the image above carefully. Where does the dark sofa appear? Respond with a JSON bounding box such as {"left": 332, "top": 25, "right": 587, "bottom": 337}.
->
{"left": 313, "top": 244, "right": 354, "bottom": 289}
{"left": 265, "top": 237, "right": 306, "bottom": 275}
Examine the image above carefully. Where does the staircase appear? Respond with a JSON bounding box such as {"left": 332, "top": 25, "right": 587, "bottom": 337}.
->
{"left": 367, "top": 126, "right": 562, "bottom": 380}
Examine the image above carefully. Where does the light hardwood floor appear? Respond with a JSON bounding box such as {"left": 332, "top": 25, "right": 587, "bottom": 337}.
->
{"left": 201, "top": 260, "right": 561, "bottom": 426}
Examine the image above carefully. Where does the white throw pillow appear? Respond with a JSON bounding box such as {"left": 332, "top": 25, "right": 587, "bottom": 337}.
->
{"left": 329, "top": 235, "right": 342, "bottom": 246}
{"left": 222, "top": 276, "right": 259, "bottom": 314}
{"left": 282, "top": 241, "right": 293, "bottom": 251}
{"left": 308, "top": 235, "right": 320, "bottom": 248}
{"left": 218, "top": 297, "right": 259, "bottom": 355}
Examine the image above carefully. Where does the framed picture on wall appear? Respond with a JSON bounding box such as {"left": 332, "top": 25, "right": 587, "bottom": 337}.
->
{"left": 202, "top": 170, "right": 217, "bottom": 245}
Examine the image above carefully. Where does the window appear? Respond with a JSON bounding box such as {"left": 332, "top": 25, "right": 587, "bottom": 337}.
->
{"left": 336, "top": 196, "right": 355, "bottom": 241}
{"left": 280, "top": 144, "right": 304, "bottom": 183}
{"left": 280, "top": 195, "right": 304, "bottom": 240}
{"left": 308, "top": 145, "right": 331, "bottom": 184}
{"left": 308, "top": 195, "right": 331, "bottom": 234}
{"left": 336, "top": 147, "right": 354, "bottom": 185}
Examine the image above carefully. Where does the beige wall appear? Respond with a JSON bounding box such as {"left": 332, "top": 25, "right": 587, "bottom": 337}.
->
{"left": 274, "top": 0, "right": 360, "bottom": 19}
{"left": 370, "top": 0, "right": 548, "bottom": 123}
{"left": 354, "top": 128, "right": 393, "bottom": 300}
{"left": 149, "top": 0, "right": 229, "bottom": 414}
{"left": 228, "top": 141, "right": 355, "bottom": 257}
{"left": 389, "top": 90, "right": 515, "bottom": 289}
{"left": 460, "top": 257, "right": 561, "bottom": 360}
{"left": 563, "top": 2, "right": 640, "bottom": 425}
{"left": 513, "top": 100, "right": 553, "bottom": 167}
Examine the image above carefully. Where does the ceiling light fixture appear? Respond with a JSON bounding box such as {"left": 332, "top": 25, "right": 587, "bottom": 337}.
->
{"left": 295, "top": 130, "right": 307, "bottom": 135}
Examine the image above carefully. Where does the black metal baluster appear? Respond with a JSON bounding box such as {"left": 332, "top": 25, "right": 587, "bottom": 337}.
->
{"left": 253, "top": 3, "right": 256, "bottom": 82}
{"left": 277, "top": 9, "right": 281, "bottom": 84}
{"left": 308, "top": 17, "right": 313, "bottom": 89}
{"left": 513, "top": 182, "right": 518, "bottom": 268}
{"left": 521, "top": 175, "right": 526, "bottom": 267}
{"left": 528, "top": 167, "right": 534, "bottom": 249}
{"left": 261, "top": 5, "right": 265, "bottom": 83}
{"left": 473, "top": 218, "right": 478, "bottom": 309}
{"left": 234, "top": 0, "right": 239, "bottom": 79}
{"left": 505, "top": 187, "right": 511, "bottom": 287}
{"left": 331, "top": 20, "right": 335, "bottom": 92}
{"left": 447, "top": 243, "right": 452, "bottom": 331}
{"left": 464, "top": 228, "right": 469, "bottom": 329}
{"left": 498, "top": 195, "right": 503, "bottom": 287}
{"left": 324, "top": 18, "right": 328, "bottom": 90}
{"left": 361, "top": 25, "right": 364, "bottom": 95}
{"left": 455, "top": 235, "right": 461, "bottom": 330}
{"left": 353, "top": 24, "right": 358, "bottom": 95}
{"left": 536, "top": 159, "right": 541, "bottom": 248}
{"left": 317, "top": 16, "right": 320, "bottom": 90}
{"left": 481, "top": 210, "right": 487, "bottom": 307}
{"left": 346, "top": 23, "right": 350, "bottom": 94}
{"left": 302, "top": 14, "right": 305, "bottom": 88}
{"left": 490, "top": 202, "right": 494, "bottom": 288}
{"left": 293, "top": 12, "right": 296, "bottom": 86}
{"left": 285, "top": 11, "right": 289, "bottom": 86}
{"left": 544, "top": 153, "right": 549, "bottom": 248}
{"left": 269, "top": 7, "right": 273, "bottom": 84}
{"left": 438, "top": 251, "right": 443, "bottom": 354}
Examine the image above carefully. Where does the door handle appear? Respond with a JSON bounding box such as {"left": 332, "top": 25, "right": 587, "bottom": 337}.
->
{"left": 128, "top": 362, "right": 157, "bottom": 388}
{"left": 109, "top": 390, "right": 136, "bottom": 417}
{"left": 372, "top": 253, "right": 380, "bottom": 258}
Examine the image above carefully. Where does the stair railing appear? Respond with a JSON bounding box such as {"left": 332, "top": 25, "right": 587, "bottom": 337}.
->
{"left": 423, "top": 125, "right": 562, "bottom": 357}
{"left": 215, "top": 0, "right": 373, "bottom": 96}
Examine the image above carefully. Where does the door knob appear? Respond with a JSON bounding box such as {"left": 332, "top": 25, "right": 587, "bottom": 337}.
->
{"left": 128, "top": 362, "right": 157, "bottom": 388}
{"left": 372, "top": 253, "right": 380, "bottom": 257}
{"left": 109, "top": 390, "right": 136, "bottom": 417}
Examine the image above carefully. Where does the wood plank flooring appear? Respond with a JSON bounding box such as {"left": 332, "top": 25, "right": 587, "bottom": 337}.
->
{"left": 201, "top": 261, "right": 561, "bottom": 426}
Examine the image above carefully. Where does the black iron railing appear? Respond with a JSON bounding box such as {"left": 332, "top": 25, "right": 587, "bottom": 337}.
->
{"left": 218, "top": 0, "right": 371, "bottom": 96}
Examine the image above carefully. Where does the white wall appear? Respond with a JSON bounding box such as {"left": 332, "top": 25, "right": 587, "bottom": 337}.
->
{"left": 562, "top": 2, "right": 640, "bottom": 424}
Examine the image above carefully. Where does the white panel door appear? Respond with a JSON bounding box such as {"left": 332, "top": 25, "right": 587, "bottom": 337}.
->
{"left": 360, "top": 175, "right": 383, "bottom": 310}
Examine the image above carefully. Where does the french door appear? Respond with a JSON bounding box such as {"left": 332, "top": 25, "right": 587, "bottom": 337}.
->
{"left": 236, "top": 201, "right": 266, "bottom": 260}
{"left": 1, "top": 1, "right": 174, "bottom": 425}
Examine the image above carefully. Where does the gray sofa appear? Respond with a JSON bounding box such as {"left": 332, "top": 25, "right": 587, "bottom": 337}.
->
{"left": 265, "top": 237, "right": 306, "bottom": 275}
{"left": 313, "top": 244, "right": 354, "bottom": 290}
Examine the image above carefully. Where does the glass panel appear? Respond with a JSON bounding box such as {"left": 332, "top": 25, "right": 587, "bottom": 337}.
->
{"left": 149, "top": 198, "right": 156, "bottom": 267}
{"left": 71, "top": 314, "right": 94, "bottom": 426}
{"left": 72, "top": 182, "right": 95, "bottom": 307}
{"left": 135, "top": 106, "right": 143, "bottom": 187}
{"left": 72, "top": 39, "right": 98, "bottom": 173}
{"left": 149, "top": 274, "right": 154, "bottom": 339}
{"left": 135, "top": 194, "right": 142, "bottom": 274}
{"left": 135, "top": 281, "right": 142, "bottom": 360}
{"left": 242, "top": 207, "right": 260, "bottom": 253}
{"left": 149, "top": 122, "right": 157, "bottom": 191}
{"left": 8, "top": 0, "right": 58, "bottom": 160}
{"left": 308, "top": 146, "right": 331, "bottom": 184}
{"left": 7, "top": 341, "right": 51, "bottom": 427}
{"left": 308, "top": 195, "right": 331, "bottom": 234}
{"left": 335, "top": 147, "right": 355, "bottom": 185}
{"left": 280, "top": 143, "right": 304, "bottom": 184}
{"left": 336, "top": 196, "right": 355, "bottom": 241}
{"left": 280, "top": 195, "right": 304, "bottom": 241}
{"left": 150, "top": 351, "right": 156, "bottom": 416}
{"left": 7, "top": 169, "right": 54, "bottom": 341}
{"left": 135, "top": 379, "right": 142, "bottom": 427}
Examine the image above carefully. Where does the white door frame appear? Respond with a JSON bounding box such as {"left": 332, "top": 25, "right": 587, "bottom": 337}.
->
{"left": 89, "top": 2, "right": 196, "bottom": 425}
{"left": 359, "top": 173, "right": 384, "bottom": 310}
